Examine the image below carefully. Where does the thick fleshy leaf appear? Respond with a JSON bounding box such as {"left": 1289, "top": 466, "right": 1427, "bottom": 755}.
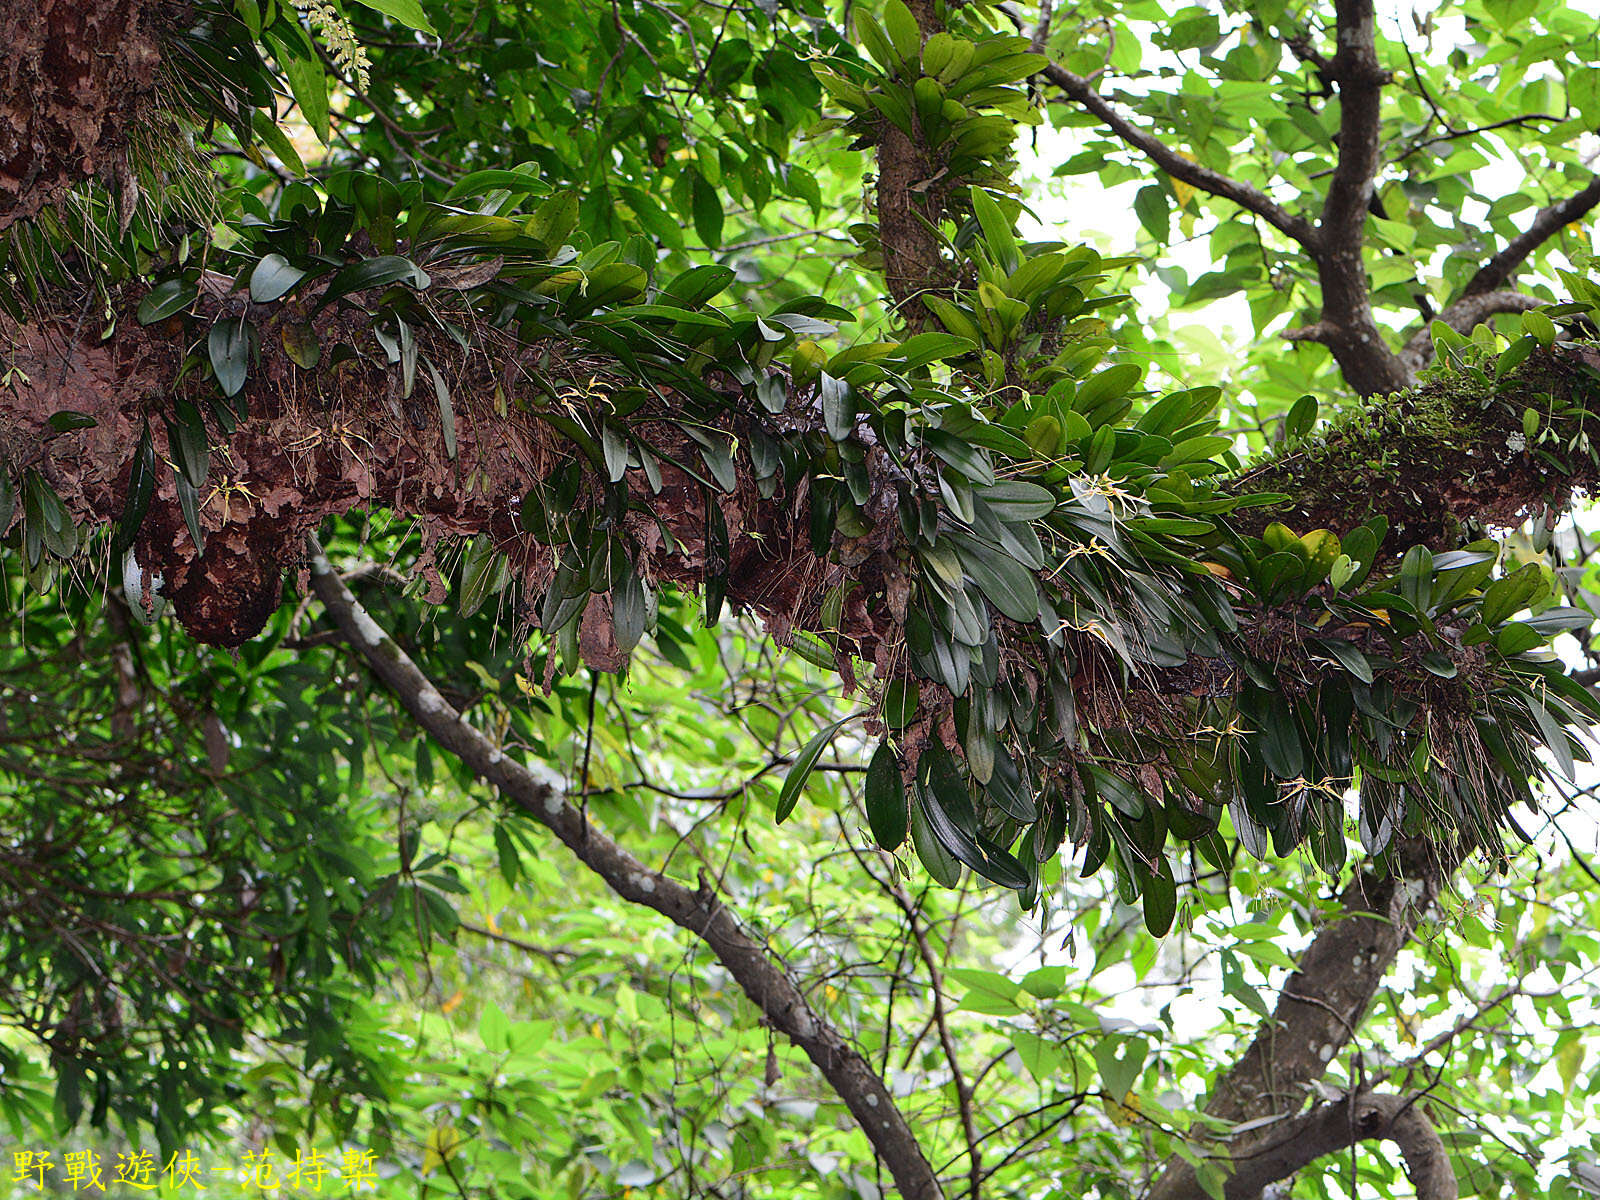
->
{"left": 865, "top": 742, "right": 908, "bottom": 851}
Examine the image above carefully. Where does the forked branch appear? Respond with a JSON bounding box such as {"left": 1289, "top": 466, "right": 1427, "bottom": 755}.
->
{"left": 1145, "top": 849, "right": 1450, "bottom": 1200}
{"left": 1217, "top": 1091, "right": 1458, "bottom": 1200}
{"left": 1304, "top": 0, "right": 1410, "bottom": 395}
{"left": 1397, "top": 290, "right": 1540, "bottom": 375}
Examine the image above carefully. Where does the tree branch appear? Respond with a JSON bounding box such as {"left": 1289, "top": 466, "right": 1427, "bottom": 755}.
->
{"left": 1217, "top": 1091, "right": 1458, "bottom": 1200}
{"left": 1397, "top": 290, "right": 1541, "bottom": 375}
{"left": 1233, "top": 341, "right": 1600, "bottom": 548}
{"left": 1320, "top": 0, "right": 1387, "bottom": 260}
{"left": 1039, "top": 62, "right": 1318, "bottom": 249}
{"left": 306, "top": 542, "right": 947, "bottom": 1200}
{"left": 1146, "top": 846, "right": 1452, "bottom": 1200}
{"left": 849, "top": 837, "right": 982, "bottom": 1198}
{"left": 875, "top": 0, "right": 950, "bottom": 322}
{"left": 1308, "top": 0, "right": 1410, "bottom": 396}
{"left": 1462, "top": 175, "right": 1600, "bottom": 298}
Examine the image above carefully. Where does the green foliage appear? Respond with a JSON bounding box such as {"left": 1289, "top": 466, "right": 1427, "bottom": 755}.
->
{"left": 0, "top": 584, "right": 416, "bottom": 1152}
{"left": 0, "top": 595, "right": 1596, "bottom": 1197}
{"left": 5, "top": 0, "right": 1600, "bottom": 1193}
{"left": 8, "top": 0, "right": 1600, "bottom": 908}
{"left": 1041, "top": 0, "right": 1600, "bottom": 416}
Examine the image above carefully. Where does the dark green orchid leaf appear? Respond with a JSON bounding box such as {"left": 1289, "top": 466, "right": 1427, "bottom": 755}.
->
{"left": 865, "top": 741, "right": 908, "bottom": 851}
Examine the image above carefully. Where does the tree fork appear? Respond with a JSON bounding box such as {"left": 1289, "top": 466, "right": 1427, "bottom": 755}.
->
{"left": 1146, "top": 843, "right": 1454, "bottom": 1200}
{"left": 1216, "top": 1091, "right": 1458, "bottom": 1200}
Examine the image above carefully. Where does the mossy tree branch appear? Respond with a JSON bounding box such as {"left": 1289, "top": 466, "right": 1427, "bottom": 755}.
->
{"left": 1233, "top": 342, "right": 1600, "bottom": 547}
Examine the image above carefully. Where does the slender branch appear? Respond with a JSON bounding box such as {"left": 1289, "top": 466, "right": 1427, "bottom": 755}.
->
{"left": 1389, "top": 985, "right": 1519, "bottom": 1084}
{"left": 307, "top": 541, "right": 946, "bottom": 1200}
{"left": 848, "top": 834, "right": 983, "bottom": 1198}
{"left": 1216, "top": 1091, "right": 1458, "bottom": 1200}
{"left": 1462, "top": 175, "right": 1600, "bottom": 298}
{"left": 1038, "top": 62, "right": 1317, "bottom": 248}
{"left": 1285, "top": 28, "right": 1334, "bottom": 97}
{"left": 1398, "top": 113, "right": 1564, "bottom": 161}
{"left": 1028, "top": 0, "right": 1054, "bottom": 56}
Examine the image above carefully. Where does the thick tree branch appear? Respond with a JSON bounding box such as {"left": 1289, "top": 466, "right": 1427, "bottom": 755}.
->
{"left": 1462, "top": 175, "right": 1600, "bottom": 298}
{"left": 307, "top": 542, "right": 947, "bottom": 1200}
{"left": 875, "top": 0, "right": 949, "bottom": 322}
{"left": 1320, "top": 0, "right": 1386, "bottom": 262}
{"left": 1397, "top": 290, "right": 1541, "bottom": 375}
{"left": 1039, "top": 62, "right": 1318, "bottom": 249}
{"left": 1217, "top": 1091, "right": 1458, "bottom": 1200}
{"left": 1146, "top": 847, "right": 1451, "bottom": 1200}
{"left": 1307, "top": 0, "right": 1409, "bottom": 396}
{"left": 1234, "top": 341, "right": 1600, "bottom": 548}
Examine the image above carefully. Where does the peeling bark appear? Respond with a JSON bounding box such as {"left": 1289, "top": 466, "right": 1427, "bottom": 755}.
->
{"left": 0, "top": 0, "right": 169, "bottom": 232}
{"left": 0, "top": 294, "right": 907, "bottom": 656}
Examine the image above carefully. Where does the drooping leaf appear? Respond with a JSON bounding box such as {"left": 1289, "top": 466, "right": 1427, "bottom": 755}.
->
{"left": 427, "top": 361, "right": 456, "bottom": 459}
{"left": 1142, "top": 860, "right": 1177, "bottom": 936}
{"left": 612, "top": 560, "right": 648, "bottom": 653}
{"left": 165, "top": 402, "right": 211, "bottom": 490}
{"left": 776, "top": 719, "right": 848, "bottom": 823}
{"left": 865, "top": 742, "right": 908, "bottom": 851}
{"left": 208, "top": 318, "right": 252, "bottom": 397}
{"left": 113, "top": 423, "right": 156, "bottom": 555}
{"left": 458, "top": 537, "right": 510, "bottom": 617}
{"left": 691, "top": 172, "right": 724, "bottom": 250}
{"left": 349, "top": 0, "right": 437, "bottom": 33}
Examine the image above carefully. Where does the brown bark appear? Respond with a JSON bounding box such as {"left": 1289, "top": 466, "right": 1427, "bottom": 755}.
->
{"left": 1462, "top": 175, "right": 1600, "bottom": 299}
{"left": 0, "top": 0, "right": 169, "bottom": 232}
{"left": 1216, "top": 1091, "right": 1458, "bottom": 1200}
{"left": 1302, "top": 0, "right": 1410, "bottom": 396}
{"left": 1146, "top": 846, "right": 1451, "bottom": 1200}
{"left": 873, "top": 0, "right": 949, "bottom": 323}
{"left": 0, "top": 295, "right": 905, "bottom": 659}
{"left": 876, "top": 121, "right": 947, "bottom": 321}
{"left": 307, "top": 546, "right": 948, "bottom": 1200}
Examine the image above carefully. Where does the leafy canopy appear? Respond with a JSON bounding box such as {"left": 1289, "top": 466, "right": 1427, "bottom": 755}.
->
{"left": 3, "top": 0, "right": 1600, "bottom": 1190}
